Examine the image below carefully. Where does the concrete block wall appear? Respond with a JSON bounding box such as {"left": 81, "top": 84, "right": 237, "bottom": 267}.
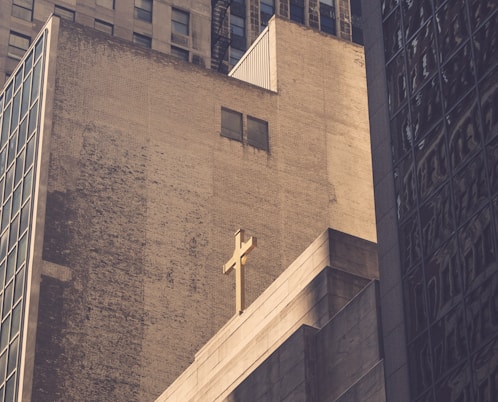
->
{"left": 29, "top": 17, "right": 376, "bottom": 401}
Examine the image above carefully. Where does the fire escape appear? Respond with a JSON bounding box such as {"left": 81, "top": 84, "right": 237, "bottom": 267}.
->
{"left": 211, "top": 0, "right": 232, "bottom": 73}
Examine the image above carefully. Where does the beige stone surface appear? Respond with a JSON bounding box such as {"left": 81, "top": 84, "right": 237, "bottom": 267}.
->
{"left": 27, "top": 16, "right": 376, "bottom": 401}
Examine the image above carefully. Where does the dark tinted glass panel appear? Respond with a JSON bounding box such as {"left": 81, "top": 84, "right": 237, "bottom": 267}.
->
{"left": 394, "top": 155, "right": 417, "bottom": 221}
{"left": 434, "top": 363, "right": 472, "bottom": 401}
{"left": 471, "top": 337, "right": 498, "bottom": 402}
{"left": 408, "top": 332, "right": 434, "bottom": 398}
{"left": 473, "top": 12, "right": 498, "bottom": 78}
{"left": 415, "top": 123, "right": 448, "bottom": 202}
{"left": 31, "top": 61, "right": 41, "bottom": 103}
{"left": 7, "top": 336, "right": 18, "bottom": 376}
{"left": 419, "top": 184, "right": 453, "bottom": 256}
{"left": 479, "top": 67, "right": 498, "bottom": 141}
{"left": 386, "top": 51, "right": 407, "bottom": 113}
{"left": 391, "top": 106, "right": 413, "bottom": 163}
{"left": 465, "top": 271, "right": 498, "bottom": 351}
{"left": 22, "top": 169, "right": 32, "bottom": 204}
{"left": 424, "top": 238, "right": 461, "bottom": 324}
{"left": 441, "top": 43, "right": 475, "bottom": 109}
{"left": 447, "top": 91, "right": 482, "bottom": 170}
{"left": 411, "top": 77, "right": 442, "bottom": 140}
{"left": 3, "top": 283, "right": 13, "bottom": 319}
{"left": 10, "top": 302, "right": 21, "bottom": 337}
{"left": 487, "top": 136, "right": 498, "bottom": 196}
{"left": 406, "top": 21, "right": 437, "bottom": 95}
{"left": 17, "top": 117, "right": 27, "bottom": 153}
{"left": 384, "top": 8, "right": 403, "bottom": 61}
{"left": 458, "top": 207, "right": 495, "bottom": 291}
{"left": 381, "top": 0, "right": 400, "bottom": 19}
{"left": 7, "top": 133, "right": 17, "bottom": 167}
{"left": 5, "top": 375, "right": 15, "bottom": 402}
{"left": 453, "top": 155, "right": 488, "bottom": 225}
{"left": 0, "top": 318, "right": 10, "bottom": 351}
{"left": 20, "top": 73, "right": 31, "bottom": 119}
{"left": 402, "top": 0, "right": 432, "bottom": 40}
{"left": 435, "top": 0, "right": 469, "bottom": 62}
{"left": 399, "top": 213, "right": 423, "bottom": 268}
{"left": 404, "top": 265, "right": 428, "bottom": 340}
{"left": 469, "top": 0, "right": 497, "bottom": 29}
{"left": 430, "top": 305, "right": 467, "bottom": 380}
{"left": 13, "top": 268, "right": 24, "bottom": 305}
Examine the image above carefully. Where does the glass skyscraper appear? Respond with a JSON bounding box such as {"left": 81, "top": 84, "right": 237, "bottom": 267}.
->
{"left": 363, "top": 0, "right": 497, "bottom": 400}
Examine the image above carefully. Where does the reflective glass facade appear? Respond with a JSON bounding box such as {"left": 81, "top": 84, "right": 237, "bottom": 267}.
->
{"left": 381, "top": 0, "right": 498, "bottom": 400}
{"left": 0, "top": 32, "right": 45, "bottom": 401}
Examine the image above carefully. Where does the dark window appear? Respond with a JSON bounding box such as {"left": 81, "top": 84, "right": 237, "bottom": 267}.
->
{"left": 135, "top": 0, "right": 152, "bottom": 22}
{"left": 12, "top": 0, "right": 33, "bottom": 21}
{"left": 171, "top": 46, "right": 189, "bottom": 61}
{"left": 320, "top": 1, "right": 336, "bottom": 35}
{"left": 54, "top": 5, "right": 75, "bottom": 22}
{"left": 221, "top": 108, "right": 243, "bottom": 141}
{"left": 94, "top": 19, "right": 114, "bottom": 35}
{"left": 96, "top": 0, "right": 115, "bottom": 9}
{"left": 290, "top": 0, "right": 305, "bottom": 24}
{"left": 133, "top": 33, "right": 151, "bottom": 48}
{"left": 260, "top": 0, "right": 274, "bottom": 29}
{"left": 247, "top": 116, "right": 269, "bottom": 151}
{"left": 172, "top": 8, "right": 189, "bottom": 36}
{"left": 8, "top": 32, "right": 30, "bottom": 61}
{"left": 229, "top": 48, "right": 245, "bottom": 66}
{"left": 350, "top": 0, "right": 363, "bottom": 44}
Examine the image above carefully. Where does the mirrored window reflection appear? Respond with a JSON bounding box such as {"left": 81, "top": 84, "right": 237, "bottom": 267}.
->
{"left": 430, "top": 305, "right": 467, "bottom": 381}
{"left": 402, "top": 0, "right": 433, "bottom": 40}
{"left": 453, "top": 155, "right": 488, "bottom": 225}
{"left": 434, "top": 363, "right": 472, "bottom": 402}
{"left": 479, "top": 67, "right": 498, "bottom": 142}
{"left": 465, "top": 271, "right": 498, "bottom": 352}
{"left": 415, "top": 123, "right": 448, "bottom": 202}
{"left": 441, "top": 43, "right": 475, "bottom": 109}
{"left": 411, "top": 77, "right": 442, "bottom": 140}
{"left": 419, "top": 183, "right": 453, "bottom": 256}
{"left": 471, "top": 337, "right": 498, "bottom": 402}
{"left": 394, "top": 155, "right": 417, "bottom": 221}
{"left": 408, "top": 332, "right": 434, "bottom": 399}
{"left": 381, "top": 0, "right": 400, "bottom": 20}
{"left": 383, "top": 8, "right": 403, "bottom": 61}
{"left": 404, "top": 265, "right": 428, "bottom": 340}
{"left": 386, "top": 51, "right": 407, "bottom": 113}
{"left": 406, "top": 20, "right": 437, "bottom": 94}
{"left": 424, "top": 238, "right": 462, "bottom": 325}
{"left": 390, "top": 106, "right": 413, "bottom": 164}
{"left": 458, "top": 207, "right": 495, "bottom": 292}
{"left": 435, "top": 0, "right": 469, "bottom": 62}
{"left": 473, "top": 12, "right": 498, "bottom": 78}
{"left": 399, "top": 213, "right": 423, "bottom": 269}
{"left": 486, "top": 136, "right": 498, "bottom": 196}
{"left": 447, "top": 91, "right": 482, "bottom": 170}
{"left": 469, "top": 0, "right": 497, "bottom": 29}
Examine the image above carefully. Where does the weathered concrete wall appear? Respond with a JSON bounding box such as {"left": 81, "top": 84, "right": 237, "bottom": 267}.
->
{"left": 32, "top": 18, "right": 375, "bottom": 401}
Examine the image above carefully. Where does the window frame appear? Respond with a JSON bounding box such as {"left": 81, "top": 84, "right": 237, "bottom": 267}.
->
{"left": 94, "top": 19, "right": 114, "bottom": 35}
{"left": 134, "top": 0, "right": 153, "bottom": 23}
{"left": 172, "top": 8, "right": 190, "bottom": 36}
{"left": 171, "top": 46, "right": 189, "bottom": 61}
{"left": 221, "top": 108, "right": 243, "bottom": 141}
{"left": 247, "top": 115, "right": 269, "bottom": 151}
{"left": 7, "top": 32, "right": 31, "bottom": 61}
{"left": 133, "top": 32, "right": 152, "bottom": 48}
{"left": 12, "top": 0, "right": 33, "bottom": 21}
{"left": 54, "top": 5, "right": 75, "bottom": 22}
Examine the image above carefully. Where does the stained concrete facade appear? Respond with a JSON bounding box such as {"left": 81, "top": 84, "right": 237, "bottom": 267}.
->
{"left": 0, "top": 0, "right": 212, "bottom": 85}
{"left": 1, "top": 14, "right": 376, "bottom": 401}
{"left": 156, "top": 229, "right": 384, "bottom": 402}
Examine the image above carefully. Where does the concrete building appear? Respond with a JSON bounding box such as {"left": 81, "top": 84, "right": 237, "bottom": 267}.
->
{"left": 1, "top": 1, "right": 364, "bottom": 85}
{"left": 0, "top": 14, "right": 375, "bottom": 401}
{"left": 362, "top": 0, "right": 498, "bottom": 401}
{"left": 156, "top": 229, "right": 384, "bottom": 402}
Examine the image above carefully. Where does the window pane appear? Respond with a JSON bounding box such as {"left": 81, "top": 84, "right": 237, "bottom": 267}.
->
{"left": 221, "top": 108, "right": 242, "bottom": 141}
{"left": 171, "top": 46, "right": 189, "bottom": 61}
{"left": 7, "top": 336, "right": 19, "bottom": 376}
{"left": 10, "top": 302, "right": 21, "bottom": 337}
{"left": 94, "top": 20, "right": 113, "bottom": 35}
{"left": 13, "top": 268, "right": 24, "bottom": 305}
{"left": 247, "top": 116, "right": 269, "bottom": 151}
{"left": 133, "top": 33, "right": 152, "bottom": 48}
{"left": 17, "top": 234, "right": 27, "bottom": 269}
{"left": 172, "top": 8, "right": 189, "bottom": 35}
{"left": 135, "top": 0, "right": 152, "bottom": 22}
{"left": 54, "top": 5, "right": 75, "bottom": 22}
